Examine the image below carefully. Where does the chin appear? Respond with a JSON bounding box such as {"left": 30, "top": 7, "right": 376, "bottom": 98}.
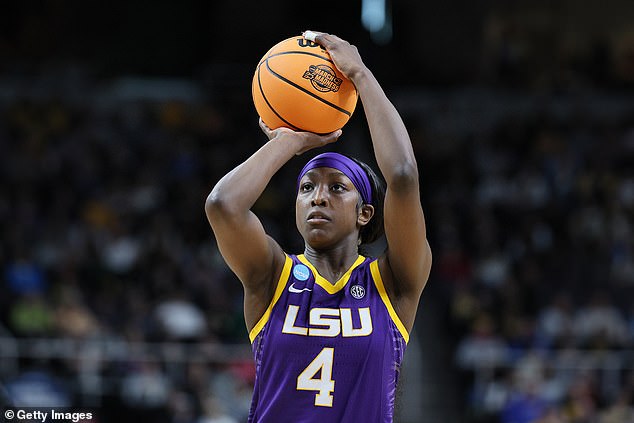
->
{"left": 304, "top": 231, "right": 336, "bottom": 250}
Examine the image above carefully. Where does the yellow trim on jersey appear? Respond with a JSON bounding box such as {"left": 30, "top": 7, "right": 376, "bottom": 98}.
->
{"left": 370, "top": 260, "right": 410, "bottom": 344}
{"left": 297, "top": 254, "right": 366, "bottom": 295}
{"left": 249, "top": 254, "right": 293, "bottom": 343}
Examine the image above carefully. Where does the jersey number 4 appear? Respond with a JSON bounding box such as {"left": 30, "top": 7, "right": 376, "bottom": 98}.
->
{"left": 297, "top": 347, "right": 335, "bottom": 407}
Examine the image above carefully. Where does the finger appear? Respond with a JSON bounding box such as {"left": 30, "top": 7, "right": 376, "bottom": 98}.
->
{"left": 324, "top": 129, "right": 343, "bottom": 144}
{"left": 259, "top": 117, "right": 268, "bottom": 131}
{"left": 303, "top": 30, "right": 334, "bottom": 48}
{"left": 306, "top": 31, "right": 350, "bottom": 49}
{"left": 302, "top": 30, "right": 324, "bottom": 42}
{"left": 259, "top": 118, "right": 273, "bottom": 135}
{"left": 327, "top": 34, "right": 347, "bottom": 44}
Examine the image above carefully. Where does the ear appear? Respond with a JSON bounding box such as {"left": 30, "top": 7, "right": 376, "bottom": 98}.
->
{"left": 357, "top": 204, "right": 374, "bottom": 227}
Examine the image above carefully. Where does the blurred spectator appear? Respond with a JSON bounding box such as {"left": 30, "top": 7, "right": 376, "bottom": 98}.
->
{"left": 154, "top": 290, "right": 208, "bottom": 342}
{"left": 535, "top": 293, "right": 575, "bottom": 348}
{"left": 120, "top": 361, "right": 171, "bottom": 412}
{"left": 559, "top": 373, "right": 599, "bottom": 422}
{"left": 9, "top": 293, "right": 54, "bottom": 337}
{"left": 5, "top": 369, "right": 71, "bottom": 407}
{"left": 197, "top": 394, "right": 238, "bottom": 423}
{"left": 53, "top": 286, "right": 100, "bottom": 339}
{"left": 456, "top": 312, "right": 510, "bottom": 370}
{"left": 501, "top": 386, "right": 549, "bottom": 423}
{"left": 572, "top": 291, "right": 630, "bottom": 349}
{"left": 5, "top": 255, "right": 47, "bottom": 296}
{"left": 208, "top": 368, "right": 252, "bottom": 422}
{"left": 598, "top": 389, "right": 634, "bottom": 423}
{"left": 167, "top": 389, "right": 197, "bottom": 423}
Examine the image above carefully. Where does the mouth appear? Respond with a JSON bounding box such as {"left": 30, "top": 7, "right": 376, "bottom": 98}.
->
{"left": 307, "top": 211, "right": 331, "bottom": 223}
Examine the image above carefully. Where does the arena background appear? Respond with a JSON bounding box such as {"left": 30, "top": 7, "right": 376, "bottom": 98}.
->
{"left": 1, "top": 1, "right": 633, "bottom": 422}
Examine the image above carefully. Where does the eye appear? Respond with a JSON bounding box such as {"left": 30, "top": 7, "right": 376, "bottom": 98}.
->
{"left": 331, "top": 183, "right": 346, "bottom": 192}
{"left": 300, "top": 182, "right": 314, "bottom": 192}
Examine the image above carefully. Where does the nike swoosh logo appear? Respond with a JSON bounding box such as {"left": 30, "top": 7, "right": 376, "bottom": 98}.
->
{"left": 288, "top": 283, "right": 312, "bottom": 293}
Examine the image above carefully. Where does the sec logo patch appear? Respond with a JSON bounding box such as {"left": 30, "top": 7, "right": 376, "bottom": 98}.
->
{"left": 350, "top": 284, "right": 366, "bottom": 299}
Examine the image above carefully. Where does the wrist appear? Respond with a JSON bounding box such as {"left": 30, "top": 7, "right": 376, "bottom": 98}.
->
{"left": 269, "top": 132, "right": 305, "bottom": 155}
{"left": 349, "top": 67, "right": 372, "bottom": 87}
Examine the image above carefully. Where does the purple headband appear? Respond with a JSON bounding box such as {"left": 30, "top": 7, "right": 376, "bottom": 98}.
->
{"left": 297, "top": 152, "right": 373, "bottom": 204}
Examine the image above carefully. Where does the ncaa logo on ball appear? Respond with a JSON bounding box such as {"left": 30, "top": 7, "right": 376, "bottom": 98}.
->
{"left": 302, "top": 64, "right": 342, "bottom": 93}
{"left": 350, "top": 284, "right": 365, "bottom": 299}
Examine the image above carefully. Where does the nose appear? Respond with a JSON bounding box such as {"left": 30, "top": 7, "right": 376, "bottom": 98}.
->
{"left": 310, "top": 184, "right": 328, "bottom": 206}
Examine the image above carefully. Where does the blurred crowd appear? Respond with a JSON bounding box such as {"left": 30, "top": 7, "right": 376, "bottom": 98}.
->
{"left": 0, "top": 75, "right": 263, "bottom": 422}
{"left": 426, "top": 9, "right": 634, "bottom": 423}
{"left": 1, "top": 6, "right": 634, "bottom": 423}
{"left": 433, "top": 110, "right": 634, "bottom": 423}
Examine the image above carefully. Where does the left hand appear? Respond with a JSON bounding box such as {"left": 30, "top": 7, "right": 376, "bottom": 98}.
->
{"left": 303, "top": 31, "right": 367, "bottom": 83}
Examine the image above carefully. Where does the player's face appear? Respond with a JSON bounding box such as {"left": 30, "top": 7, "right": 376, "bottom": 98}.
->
{"left": 296, "top": 167, "right": 362, "bottom": 249}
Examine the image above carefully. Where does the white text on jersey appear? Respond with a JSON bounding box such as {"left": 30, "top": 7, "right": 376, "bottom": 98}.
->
{"left": 282, "top": 305, "right": 373, "bottom": 337}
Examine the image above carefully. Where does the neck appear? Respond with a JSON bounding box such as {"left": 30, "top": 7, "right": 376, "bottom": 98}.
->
{"left": 303, "top": 242, "right": 360, "bottom": 282}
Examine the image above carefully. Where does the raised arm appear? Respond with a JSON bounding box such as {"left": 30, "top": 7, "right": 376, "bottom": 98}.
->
{"left": 205, "top": 120, "right": 340, "bottom": 328}
{"left": 310, "top": 32, "right": 432, "bottom": 329}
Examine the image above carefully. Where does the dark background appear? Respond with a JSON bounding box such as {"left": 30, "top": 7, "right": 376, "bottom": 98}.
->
{"left": 3, "top": 0, "right": 631, "bottom": 85}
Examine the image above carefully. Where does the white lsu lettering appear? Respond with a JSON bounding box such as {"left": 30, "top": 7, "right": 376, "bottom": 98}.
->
{"left": 282, "top": 305, "right": 373, "bottom": 337}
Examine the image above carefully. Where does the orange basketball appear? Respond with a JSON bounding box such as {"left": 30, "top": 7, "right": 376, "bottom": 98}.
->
{"left": 252, "top": 35, "right": 358, "bottom": 134}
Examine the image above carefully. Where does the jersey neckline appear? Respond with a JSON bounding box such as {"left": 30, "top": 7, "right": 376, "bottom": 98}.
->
{"left": 297, "top": 254, "right": 366, "bottom": 294}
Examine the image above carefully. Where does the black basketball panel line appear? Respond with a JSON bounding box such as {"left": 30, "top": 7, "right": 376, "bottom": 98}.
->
{"left": 257, "top": 64, "right": 301, "bottom": 131}
{"left": 266, "top": 51, "right": 358, "bottom": 98}
{"left": 267, "top": 50, "right": 334, "bottom": 64}
{"left": 264, "top": 57, "right": 353, "bottom": 117}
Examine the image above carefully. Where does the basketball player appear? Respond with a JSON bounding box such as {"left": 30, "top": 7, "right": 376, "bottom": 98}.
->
{"left": 205, "top": 31, "right": 432, "bottom": 422}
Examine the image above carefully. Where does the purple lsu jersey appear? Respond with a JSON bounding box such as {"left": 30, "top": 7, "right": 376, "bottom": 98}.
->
{"left": 247, "top": 253, "right": 409, "bottom": 423}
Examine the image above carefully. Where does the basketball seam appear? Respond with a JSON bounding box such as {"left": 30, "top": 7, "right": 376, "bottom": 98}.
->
{"left": 257, "top": 51, "right": 333, "bottom": 69}
{"left": 265, "top": 57, "right": 353, "bottom": 117}
{"left": 257, "top": 63, "right": 301, "bottom": 131}
{"left": 267, "top": 50, "right": 334, "bottom": 63}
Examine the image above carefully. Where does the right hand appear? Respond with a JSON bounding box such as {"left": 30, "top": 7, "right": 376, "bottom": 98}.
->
{"left": 259, "top": 118, "right": 342, "bottom": 155}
